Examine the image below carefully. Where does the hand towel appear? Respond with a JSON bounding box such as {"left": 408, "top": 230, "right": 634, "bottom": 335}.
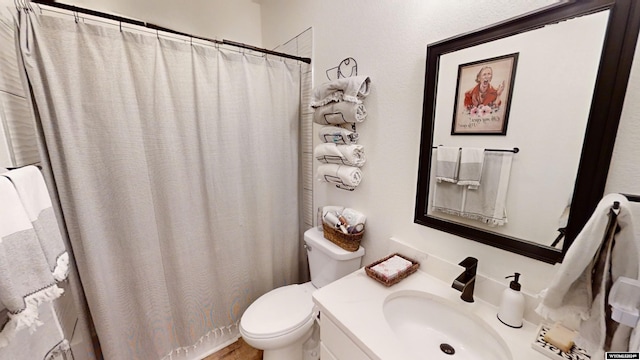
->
{"left": 2, "top": 166, "right": 69, "bottom": 282}
{"left": 314, "top": 143, "right": 366, "bottom": 167}
{"left": 458, "top": 147, "right": 485, "bottom": 189}
{"left": 432, "top": 180, "right": 465, "bottom": 216}
{"left": 341, "top": 208, "right": 366, "bottom": 226}
{"left": 318, "top": 126, "right": 359, "bottom": 144}
{"left": 313, "top": 101, "right": 367, "bottom": 125}
{"left": 317, "top": 164, "right": 362, "bottom": 190}
{"left": 462, "top": 151, "right": 513, "bottom": 226}
{"left": 535, "top": 193, "right": 639, "bottom": 358}
{"left": 310, "top": 75, "right": 371, "bottom": 107}
{"left": 0, "top": 303, "right": 67, "bottom": 360}
{"left": 435, "top": 146, "right": 460, "bottom": 183}
{"left": 0, "top": 177, "right": 64, "bottom": 348}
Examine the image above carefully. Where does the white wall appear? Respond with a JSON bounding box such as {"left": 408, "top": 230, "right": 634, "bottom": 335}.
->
{"left": 258, "top": 0, "right": 640, "bottom": 295}
{"left": 55, "top": 0, "right": 263, "bottom": 46}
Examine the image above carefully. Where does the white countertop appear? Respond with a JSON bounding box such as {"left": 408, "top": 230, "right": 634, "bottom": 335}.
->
{"left": 313, "top": 268, "right": 550, "bottom": 360}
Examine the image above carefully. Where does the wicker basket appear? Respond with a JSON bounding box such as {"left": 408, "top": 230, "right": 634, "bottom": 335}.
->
{"left": 322, "top": 221, "right": 364, "bottom": 252}
{"left": 365, "top": 253, "right": 420, "bottom": 287}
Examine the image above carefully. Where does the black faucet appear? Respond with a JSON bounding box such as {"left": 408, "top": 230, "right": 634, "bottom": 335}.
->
{"left": 452, "top": 257, "right": 478, "bottom": 303}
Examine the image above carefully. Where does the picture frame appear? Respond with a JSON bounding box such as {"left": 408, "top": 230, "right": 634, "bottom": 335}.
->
{"left": 451, "top": 53, "right": 519, "bottom": 135}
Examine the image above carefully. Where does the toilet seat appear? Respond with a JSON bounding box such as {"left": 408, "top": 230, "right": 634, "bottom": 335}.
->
{"left": 240, "top": 284, "right": 315, "bottom": 339}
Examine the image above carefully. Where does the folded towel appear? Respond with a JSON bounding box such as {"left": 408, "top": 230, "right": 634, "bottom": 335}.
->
{"left": 432, "top": 180, "right": 465, "bottom": 216}
{"left": 317, "top": 164, "right": 362, "bottom": 190}
{"left": 318, "top": 126, "right": 359, "bottom": 144}
{"left": 2, "top": 166, "right": 69, "bottom": 282}
{"left": 341, "top": 208, "right": 366, "bottom": 226}
{"left": 314, "top": 143, "right": 366, "bottom": 167}
{"left": 462, "top": 151, "right": 513, "bottom": 226}
{"left": 435, "top": 146, "right": 460, "bottom": 183}
{"left": 535, "top": 194, "right": 638, "bottom": 357}
{"left": 310, "top": 75, "right": 371, "bottom": 107}
{"left": 458, "top": 148, "right": 485, "bottom": 189}
{"left": 0, "top": 303, "right": 67, "bottom": 360}
{"left": 0, "top": 177, "right": 64, "bottom": 349}
{"left": 313, "top": 101, "right": 367, "bottom": 125}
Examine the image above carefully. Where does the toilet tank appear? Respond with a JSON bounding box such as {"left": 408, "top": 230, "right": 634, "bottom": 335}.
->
{"left": 304, "top": 228, "right": 365, "bottom": 288}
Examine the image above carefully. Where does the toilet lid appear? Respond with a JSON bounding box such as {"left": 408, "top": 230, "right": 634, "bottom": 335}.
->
{"left": 240, "top": 285, "right": 314, "bottom": 339}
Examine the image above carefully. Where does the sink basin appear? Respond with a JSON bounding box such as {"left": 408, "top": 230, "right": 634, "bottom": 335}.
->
{"left": 383, "top": 290, "right": 512, "bottom": 360}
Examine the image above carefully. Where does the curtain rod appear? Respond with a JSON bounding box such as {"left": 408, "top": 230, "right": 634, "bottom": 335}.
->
{"left": 27, "top": 0, "right": 312, "bottom": 64}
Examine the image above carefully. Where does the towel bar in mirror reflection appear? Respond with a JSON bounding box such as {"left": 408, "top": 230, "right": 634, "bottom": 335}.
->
{"left": 414, "top": 0, "right": 640, "bottom": 263}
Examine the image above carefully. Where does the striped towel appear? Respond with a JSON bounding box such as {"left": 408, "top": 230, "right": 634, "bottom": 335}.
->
{"left": 0, "top": 176, "right": 64, "bottom": 348}
{"left": 2, "top": 166, "right": 69, "bottom": 282}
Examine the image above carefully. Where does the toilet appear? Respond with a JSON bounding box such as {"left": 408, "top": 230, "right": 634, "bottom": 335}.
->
{"left": 239, "top": 227, "right": 365, "bottom": 360}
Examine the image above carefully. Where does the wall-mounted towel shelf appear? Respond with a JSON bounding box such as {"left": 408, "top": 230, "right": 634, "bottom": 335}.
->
{"left": 432, "top": 146, "right": 519, "bottom": 153}
{"left": 325, "top": 57, "right": 358, "bottom": 80}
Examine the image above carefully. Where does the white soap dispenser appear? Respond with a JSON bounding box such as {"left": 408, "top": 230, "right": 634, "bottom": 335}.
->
{"left": 497, "top": 272, "right": 525, "bottom": 328}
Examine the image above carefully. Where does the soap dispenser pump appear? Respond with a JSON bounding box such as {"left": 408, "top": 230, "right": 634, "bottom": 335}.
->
{"left": 497, "top": 272, "right": 524, "bottom": 328}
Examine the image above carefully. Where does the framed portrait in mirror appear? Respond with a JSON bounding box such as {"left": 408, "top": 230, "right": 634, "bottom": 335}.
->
{"left": 451, "top": 53, "right": 518, "bottom": 135}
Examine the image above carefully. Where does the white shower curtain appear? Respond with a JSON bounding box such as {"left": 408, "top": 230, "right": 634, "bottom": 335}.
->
{"left": 18, "top": 10, "right": 301, "bottom": 360}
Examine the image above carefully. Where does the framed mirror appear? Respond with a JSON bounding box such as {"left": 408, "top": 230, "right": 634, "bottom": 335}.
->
{"left": 415, "top": 0, "right": 640, "bottom": 264}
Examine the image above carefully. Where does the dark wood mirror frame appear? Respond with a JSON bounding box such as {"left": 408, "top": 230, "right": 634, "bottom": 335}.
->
{"left": 415, "top": 0, "right": 640, "bottom": 264}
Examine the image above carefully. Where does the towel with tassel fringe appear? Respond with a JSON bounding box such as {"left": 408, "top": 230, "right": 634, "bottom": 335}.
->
{"left": 2, "top": 166, "right": 69, "bottom": 282}
{"left": 0, "top": 177, "right": 64, "bottom": 349}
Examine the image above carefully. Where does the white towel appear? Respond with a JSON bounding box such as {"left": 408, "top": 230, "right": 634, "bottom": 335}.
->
{"left": 313, "top": 101, "right": 367, "bottom": 125}
{"left": 535, "top": 194, "right": 639, "bottom": 357}
{"left": 462, "top": 151, "right": 513, "bottom": 226}
{"left": 317, "top": 164, "right": 362, "bottom": 190}
{"left": 314, "top": 143, "right": 366, "bottom": 167}
{"left": 0, "top": 303, "right": 68, "bottom": 360}
{"left": 0, "top": 177, "right": 64, "bottom": 348}
{"left": 435, "top": 146, "right": 460, "bottom": 183}
{"left": 432, "top": 151, "right": 512, "bottom": 226}
{"left": 310, "top": 75, "right": 371, "bottom": 107}
{"left": 432, "top": 180, "right": 465, "bottom": 216}
{"left": 457, "top": 148, "right": 485, "bottom": 189}
{"left": 341, "top": 208, "right": 366, "bottom": 226}
{"left": 322, "top": 206, "right": 344, "bottom": 219}
{"left": 318, "top": 126, "right": 359, "bottom": 144}
{"left": 2, "top": 166, "right": 69, "bottom": 282}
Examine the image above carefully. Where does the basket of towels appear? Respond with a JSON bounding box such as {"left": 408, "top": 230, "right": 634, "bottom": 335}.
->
{"left": 320, "top": 206, "right": 366, "bottom": 251}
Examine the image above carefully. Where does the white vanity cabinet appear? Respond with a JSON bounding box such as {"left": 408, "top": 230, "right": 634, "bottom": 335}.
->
{"left": 320, "top": 313, "right": 372, "bottom": 360}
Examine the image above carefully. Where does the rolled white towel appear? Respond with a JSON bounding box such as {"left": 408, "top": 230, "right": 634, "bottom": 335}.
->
{"left": 341, "top": 208, "right": 366, "bottom": 225}
{"left": 318, "top": 126, "right": 359, "bottom": 144}
{"left": 322, "top": 205, "right": 344, "bottom": 218}
{"left": 313, "top": 101, "right": 367, "bottom": 125}
{"left": 317, "top": 164, "right": 362, "bottom": 190}
{"left": 314, "top": 143, "right": 365, "bottom": 167}
{"left": 310, "top": 76, "right": 371, "bottom": 107}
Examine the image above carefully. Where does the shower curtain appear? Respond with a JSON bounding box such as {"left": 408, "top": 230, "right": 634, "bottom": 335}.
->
{"left": 18, "top": 10, "right": 301, "bottom": 360}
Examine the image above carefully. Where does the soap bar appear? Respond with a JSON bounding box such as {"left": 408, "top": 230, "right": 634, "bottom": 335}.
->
{"left": 370, "top": 255, "right": 412, "bottom": 280}
{"left": 543, "top": 323, "right": 576, "bottom": 353}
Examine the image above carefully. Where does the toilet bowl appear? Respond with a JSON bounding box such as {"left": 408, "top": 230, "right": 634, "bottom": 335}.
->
{"left": 240, "top": 282, "right": 317, "bottom": 360}
{"left": 239, "top": 228, "right": 365, "bottom": 360}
